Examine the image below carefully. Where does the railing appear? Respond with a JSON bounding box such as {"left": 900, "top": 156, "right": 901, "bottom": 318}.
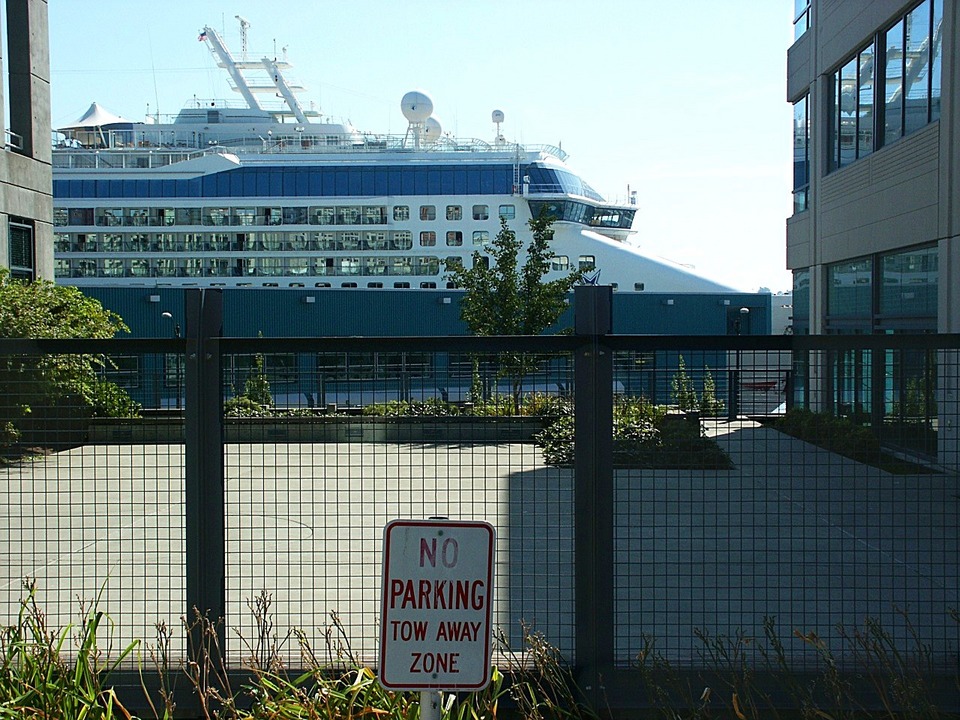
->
{"left": 0, "top": 288, "right": 958, "bottom": 716}
{"left": 4, "top": 128, "right": 23, "bottom": 151}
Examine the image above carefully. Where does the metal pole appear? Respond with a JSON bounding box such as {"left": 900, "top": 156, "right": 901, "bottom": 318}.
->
{"left": 573, "top": 285, "right": 614, "bottom": 710}
{"left": 419, "top": 690, "right": 441, "bottom": 720}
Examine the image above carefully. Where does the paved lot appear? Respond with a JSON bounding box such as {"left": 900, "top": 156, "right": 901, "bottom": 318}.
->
{"left": 1, "top": 423, "right": 956, "bottom": 669}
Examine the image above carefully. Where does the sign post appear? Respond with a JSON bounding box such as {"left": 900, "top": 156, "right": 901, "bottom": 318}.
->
{"left": 379, "top": 518, "right": 495, "bottom": 696}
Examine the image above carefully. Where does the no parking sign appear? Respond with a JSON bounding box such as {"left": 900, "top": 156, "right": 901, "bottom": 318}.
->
{"left": 379, "top": 519, "right": 495, "bottom": 691}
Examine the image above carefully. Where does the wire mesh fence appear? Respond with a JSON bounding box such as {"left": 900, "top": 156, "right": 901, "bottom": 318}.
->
{"left": 0, "top": 330, "right": 957, "bottom": 713}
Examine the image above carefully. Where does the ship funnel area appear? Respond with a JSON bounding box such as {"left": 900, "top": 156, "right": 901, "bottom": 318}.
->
{"left": 401, "top": 91, "right": 440, "bottom": 149}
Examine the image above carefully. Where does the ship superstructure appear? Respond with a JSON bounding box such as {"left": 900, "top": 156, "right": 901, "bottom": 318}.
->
{"left": 52, "top": 21, "right": 737, "bottom": 295}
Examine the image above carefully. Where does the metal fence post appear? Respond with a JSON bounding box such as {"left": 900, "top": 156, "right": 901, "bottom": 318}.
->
{"left": 184, "top": 289, "right": 225, "bottom": 651}
{"left": 573, "top": 286, "right": 614, "bottom": 709}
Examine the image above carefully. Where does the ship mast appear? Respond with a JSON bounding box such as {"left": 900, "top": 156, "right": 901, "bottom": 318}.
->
{"left": 200, "top": 18, "right": 310, "bottom": 123}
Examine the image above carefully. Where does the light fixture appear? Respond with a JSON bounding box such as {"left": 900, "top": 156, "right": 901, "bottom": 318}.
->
{"left": 148, "top": 294, "right": 161, "bottom": 303}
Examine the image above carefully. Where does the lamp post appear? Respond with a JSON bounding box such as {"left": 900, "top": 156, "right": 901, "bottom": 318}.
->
{"left": 161, "top": 311, "right": 182, "bottom": 410}
{"left": 729, "top": 307, "right": 750, "bottom": 420}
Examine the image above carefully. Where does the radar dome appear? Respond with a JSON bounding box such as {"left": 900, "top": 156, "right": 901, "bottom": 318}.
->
{"left": 491, "top": 110, "right": 505, "bottom": 123}
{"left": 423, "top": 117, "right": 442, "bottom": 143}
{"left": 401, "top": 91, "right": 434, "bottom": 123}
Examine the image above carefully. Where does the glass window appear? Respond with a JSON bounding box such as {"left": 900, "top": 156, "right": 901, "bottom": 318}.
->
{"left": 420, "top": 231, "right": 436, "bottom": 247}
{"left": 340, "top": 232, "right": 361, "bottom": 250}
{"left": 419, "top": 205, "right": 436, "bottom": 221}
{"left": 792, "top": 269, "right": 810, "bottom": 335}
{"left": 446, "top": 231, "right": 463, "bottom": 246}
{"left": 339, "top": 206, "right": 362, "bottom": 225}
{"left": 283, "top": 207, "right": 308, "bottom": 224}
{"left": 827, "top": 258, "right": 872, "bottom": 318}
{"left": 857, "top": 46, "right": 875, "bottom": 159}
{"left": 904, "top": 1, "right": 932, "bottom": 135}
{"left": 793, "top": 95, "right": 810, "bottom": 213}
{"left": 129, "top": 258, "right": 149, "bottom": 277}
{"left": 176, "top": 207, "right": 202, "bottom": 225}
{"left": 446, "top": 205, "right": 462, "bottom": 221}
{"left": 363, "top": 206, "right": 386, "bottom": 225}
{"left": 551, "top": 256, "right": 569, "bottom": 271}
{"left": 472, "top": 205, "right": 489, "bottom": 221}
{"left": 392, "top": 230, "right": 413, "bottom": 250}
{"left": 498, "top": 204, "right": 516, "bottom": 219}
{"left": 8, "top": 220, "right": 34, "bottom": 280}
{"left": 579, "top": 255, "right": 596, "bottom": 271}
{"left": 364, "top": 231, "right": 388, "bottom": 250}
{"left": 880, "top": 245, "right": 937, "bottom": 318}
{"left": 836, "top": 57, "right": 858, "bottom": 168}
{"left": 53, "top": 208, "right": 68, "bottom": 226}
{"left": 634, "top": 282, "right": 645, "bottom": 292}
{"left": 393, "top": 205, "right": 410, "bottom": 221}
{"left": 472, "top": 230, "right": 489, "bottom": 245}
{"left": 884, "top": 19, "right": 904, "bottom": 144}
{"left": 931, "top": 0, "right": 942, "bottom": 122}
{"left": 54, "top": 233, "right": 70, "bottom": 252}
{"left": 312, "top": 207, "right": 336, "bottom": 225}
{"left": 794, "top": 0, "right": 811, "bottom": 40}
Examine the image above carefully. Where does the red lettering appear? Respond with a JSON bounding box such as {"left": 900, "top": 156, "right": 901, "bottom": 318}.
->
{"left": 389, "top": 579, "right": 404, "bottom": 609}
{"left": 420, "top": 538, "right": 437, "bottom": 567}
{"left": 471, "top": 580, "right": 485, "bottom": 610}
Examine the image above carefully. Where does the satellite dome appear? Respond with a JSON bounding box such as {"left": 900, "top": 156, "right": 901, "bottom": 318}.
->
{"left": 491, "top": 109, "right": 505, "bottom": 124}
{"left": 401, "top": 91, "right": 434, "bottom": 123}
{"left": 423, "top": 116, "right": 442, "bottom": 143}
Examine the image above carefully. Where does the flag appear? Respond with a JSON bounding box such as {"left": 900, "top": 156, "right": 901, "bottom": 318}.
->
{"left": 198, "top": 31, "right": 207, "bottom": 41}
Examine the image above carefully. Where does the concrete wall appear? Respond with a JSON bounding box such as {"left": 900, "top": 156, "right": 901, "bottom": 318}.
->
{"left": 0, "top": 0, "right": 52, "bottom": 279}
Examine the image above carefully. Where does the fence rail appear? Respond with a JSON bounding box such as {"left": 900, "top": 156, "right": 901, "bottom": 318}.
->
{"left": 0, "top": 287, "right": 958, "bottom": 716}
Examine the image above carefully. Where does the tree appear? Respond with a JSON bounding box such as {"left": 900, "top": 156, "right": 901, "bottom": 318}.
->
{"left": 446, "top": 211, "right": 582, "bottom": 411}
{"left": 0, "top": 270, "right": 138, "bottom": 448}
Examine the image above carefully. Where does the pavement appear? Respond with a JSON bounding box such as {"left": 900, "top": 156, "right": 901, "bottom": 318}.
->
{"left": 0, "top": 421, "right": 956, "bottom": 670}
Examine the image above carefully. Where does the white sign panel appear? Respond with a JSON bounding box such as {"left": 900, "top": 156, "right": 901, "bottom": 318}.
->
{"left": 379, "top": 519, "right": 495, "bottom": 691}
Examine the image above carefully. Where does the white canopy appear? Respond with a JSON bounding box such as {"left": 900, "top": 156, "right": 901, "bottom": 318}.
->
{"left": 58, "top": 102, "right": 132, "bottom": 130}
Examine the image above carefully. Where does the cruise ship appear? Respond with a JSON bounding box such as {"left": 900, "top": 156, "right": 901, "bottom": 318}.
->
{"left": 52, "top": 21, "right": 737, "bottom": 296}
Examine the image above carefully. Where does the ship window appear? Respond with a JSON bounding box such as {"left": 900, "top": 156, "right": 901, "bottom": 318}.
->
{"left": 363, "top": 231, "right": 388, "bottom": 250}
{"left": 498, "top": 204, "right": 516, "bottom": 219}
{"left": 446, "top": 231, "right": 463, "bottom": 246}
{"left": 342, "top": 282, "right": 358, "bottom": 288}
{"left": 363, "top": 206, "right": 387, "bottom": 224}
{"left": 579, "top": 255, "right": 596, "bottom": 271}
{"left": 102, "top": 233, "right": 123, "bottom": 251}
{"left": 53, "top": 208, "right": 69, "bottom": 226}
{"left": 417, "top": 257, "right": 441, "bottom": 275}
{"left": 283, "top": 207, "right": 308, "bottom": 224}
{"left": 54, "top": 233, "right": 70, "bottom": 252}
{"left": 472, "top": 205, "right": 489, "bottom": 221}
{"left": 315, "top": 282, "right": 331, "bottom": 287}
{"left": 420, "top": 282, "right": 437, "bottom": 289}
{"left": 235, "top": 208, "right": 256, "bottom": 226}
{"left": 420, "top": 205, "right": 436, "bottom": 221}
{"left": 368, "top": 282, "right": 383, "bottom": 288}
{"left": 176, "top": 207, "right": 202, "bottom": 225}
{"left": 311, "top": 207, "right": 336, "bottom": 225}
{"left": 446, "top": 281, "right": 457, "bottom": 289}
{"left": 341, "top": 232, "right": 361, "bottom": 250}
{"left": 96, "top": 208, "right": 123, "bottom": 227}
{"left": 129, "top": 259, "right": 149, "bottom": 277}
{"left": 393, "top": 205, "right": 410, "bottom": 221}
{"left": 634, "top": 282, "right": 645, "bottom": 291}
{"left": 474, "top": 256, "right": 489, "bottom": 270}
{"left": 203, "top": 207, "right": 231, "bottom": 226}
{"left": 392, "top": 230, "right": 413, "bottom": 250}
{"left": 393, "top": 258, "right": 413, "bottom": 275}
{"left": 446, "top": 205, "right": 462, "bottom": 221}
{"left": 394, "top": 282, "right": 410, "bottom": 288}
{"left": 288, "top": 258, "right": 310, "bottom": 276}
{"left": 364, "top": 257, "right": 388, "bottom": 275}
{"left": 420, "top": 231, "right": 437, "bottom": 247}
{"left": 125, "top": 233, "right": 151, "bottom": 251}
{"left": 262, "top": 207, "right": 282, "bottom": 225}
{"left": 445, "top": 257, "right": 463, "bottom": 270}
{"left": 339, "top": 206, "right": 362, "bottom": 225}
{"left": 68, "top": 208, "right": 94, "bottom": 225}
{"left": 185, "top": 258, "right": 204, "bottom": 277}
{"left": 472, "top": 230, "right": 489, "bottom": 245}
{"left": 551, "top": 256, "right": 569, "bottom": 271}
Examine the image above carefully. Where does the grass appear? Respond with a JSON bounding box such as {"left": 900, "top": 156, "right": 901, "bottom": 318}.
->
{"left": 3, "top": 584, "right": 957, "bottom": 718}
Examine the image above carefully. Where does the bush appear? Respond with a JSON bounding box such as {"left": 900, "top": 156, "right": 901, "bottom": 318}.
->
{"left": 774, "top": 408, "right": 880, "bottom": 462}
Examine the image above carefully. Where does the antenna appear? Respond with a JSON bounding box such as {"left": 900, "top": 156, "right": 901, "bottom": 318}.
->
{"left": 235, "top": 15, "right": 250, "bottom": 60}
{"left": 492, "top": 110, "right": 505, "bottom": 144}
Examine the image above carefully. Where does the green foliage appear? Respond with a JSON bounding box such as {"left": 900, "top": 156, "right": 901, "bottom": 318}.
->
{"left": 534, "top": 396, "right": 732, "bottom": 468}
{"left": 243, "top": 350, "right": 273, "bottom": 408}
{"left": 700, "top": 367, "right": 724, "bottom": 416}
{"left": 446, "top": 212, "right": 582, "bottom": 411}
{"left": 362, "top": 398, "right": 461, "bottom": 417}
{"left": 774, "top": 408, "right": 880, "bottom": 462}
{"left": 671, "top": 355, "right": 699, "bottom": 412}
{"left": 0, "top": 580, "right": 137, "bottom": 718}
{"left": 0, "top": 270, "right": 139, "bottom": 448}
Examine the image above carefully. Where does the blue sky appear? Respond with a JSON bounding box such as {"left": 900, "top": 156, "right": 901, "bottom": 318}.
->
{"left": 49, "top": 1, "right": 795, "bottom": 293}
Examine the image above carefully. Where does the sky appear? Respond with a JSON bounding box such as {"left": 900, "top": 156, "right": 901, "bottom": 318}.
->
{"left": 48, "top": 1, "right": 795, "bottom": 294}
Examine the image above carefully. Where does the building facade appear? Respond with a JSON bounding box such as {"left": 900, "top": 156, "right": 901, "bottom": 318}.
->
{"left": 787, "top": 0, "right": 958, "bottom": 463}
{"left": 0, "top": 0, "right": 52, "bottom": 281}
{"left": 787, "top": 0, "right": 956, "bottom": 335}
